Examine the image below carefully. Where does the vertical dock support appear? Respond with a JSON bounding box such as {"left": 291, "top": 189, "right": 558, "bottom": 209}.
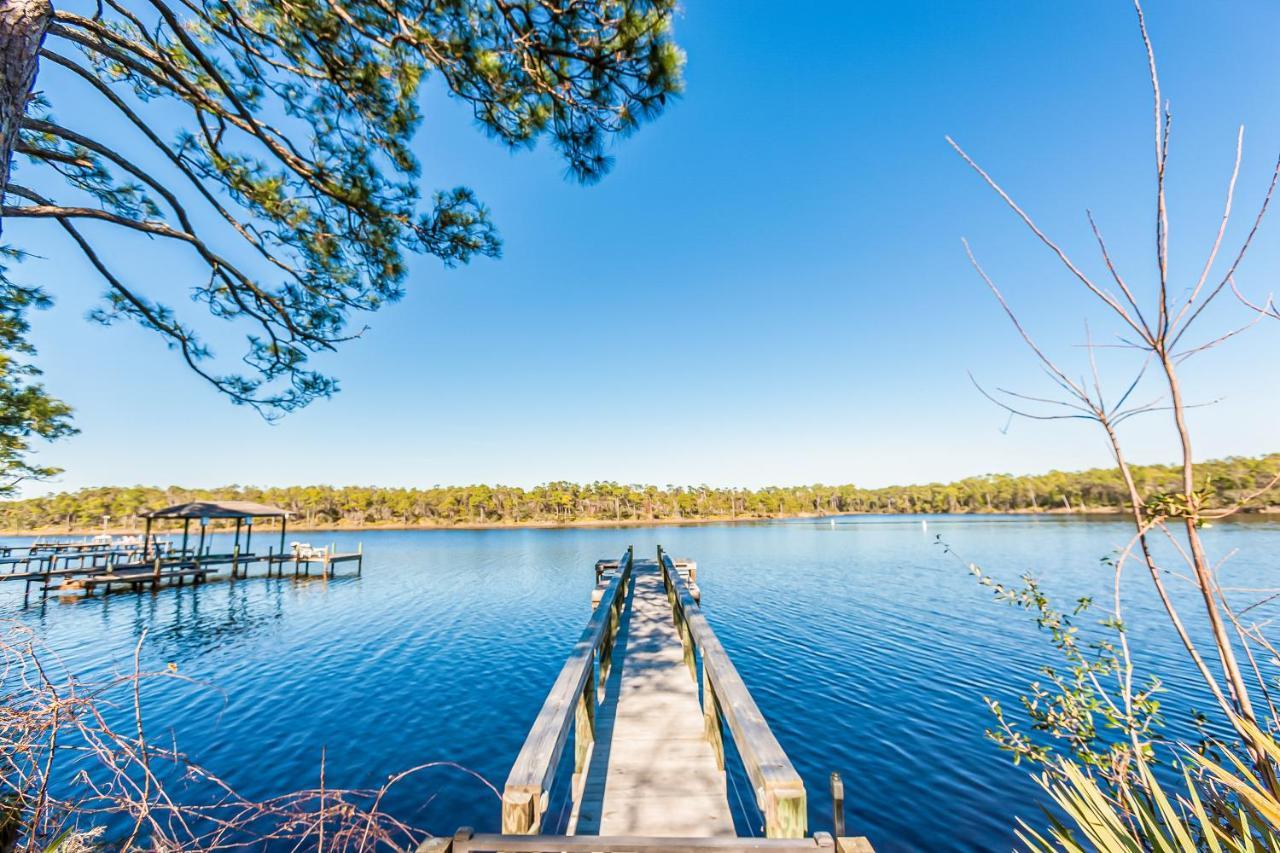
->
{"left": 764, "top": 783, "right": 808, "bottom": 839}
{"left": 831, "top": 772, "right": 846, "bottom": 838}
{"left": 501, "top": 790, "right": 541, "bottom": 835}
{"left": 677, "top": 601, "right": 695, "bottom": 680}
{"left": 574, "top": 654, "right": 596, "bottom": 789}
{"left": 703, "top": 665, "right": 725, "bottom": 770}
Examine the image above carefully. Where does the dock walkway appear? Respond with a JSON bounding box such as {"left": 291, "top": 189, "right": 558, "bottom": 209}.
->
{"left": 435, "top": 547, "right": 875, "bottom": 853}
{"left": 574, "top": 559, "right": 733, "bottom": 835}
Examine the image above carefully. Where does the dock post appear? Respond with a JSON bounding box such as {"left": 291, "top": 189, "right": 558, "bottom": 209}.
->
{"left": 574, "top": 653, "right": 596, "bottom": 795}
{"left": 703, "top": 666, "right": 725, "bottom": 770}
{"left": 232, "top": 544, "right": 241, "bottom": 579}
{"left": 152, "top": 556, "right": 162, "bottom": 590}
{"left": 764, "top": 782, "right": 808, "bottom": 838}
{"left": 830, "top": 772, "right": 846, "bottom": 838}
{"left": 677, "top": 600, "right": 695, "bottom": 680}
{"left": 501, "top": 790, "right": 540, "bottom": 835}
{"left": 357, "top": 541, "right": 363, "bottom": 575}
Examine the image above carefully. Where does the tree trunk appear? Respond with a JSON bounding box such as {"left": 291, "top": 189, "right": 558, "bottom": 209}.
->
{"left": 0, "top": 0, "right": 52, "bottom": 227}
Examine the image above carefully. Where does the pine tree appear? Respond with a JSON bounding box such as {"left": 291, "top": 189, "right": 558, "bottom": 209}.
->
{"left": 0, "top": 0, "right": 682, "bottom": 480}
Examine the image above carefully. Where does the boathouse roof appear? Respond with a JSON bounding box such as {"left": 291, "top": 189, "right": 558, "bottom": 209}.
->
{"left": 141, "top": 500, "right": 290, "bottom": 519}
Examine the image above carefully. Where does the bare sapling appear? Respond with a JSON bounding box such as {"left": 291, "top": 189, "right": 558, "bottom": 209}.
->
{"left": 950, "top": 0, "right": 1280, "bottom": 795}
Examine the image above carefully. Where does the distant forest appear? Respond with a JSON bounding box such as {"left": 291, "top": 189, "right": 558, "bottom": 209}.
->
{"left": 2, "top": 454, "right": 1278, "bottom": 531}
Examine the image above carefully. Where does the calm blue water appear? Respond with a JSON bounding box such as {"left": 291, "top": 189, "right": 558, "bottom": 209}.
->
{"left": 4, "top": 516, "right": 1279, "bottom": 851}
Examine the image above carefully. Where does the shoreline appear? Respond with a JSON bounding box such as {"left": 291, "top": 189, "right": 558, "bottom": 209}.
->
{"left": 0, "top": 506, "right": 1181, "bottom": 537}
{"left": 5, "top": 506, "right": 1277, "bottom": 538}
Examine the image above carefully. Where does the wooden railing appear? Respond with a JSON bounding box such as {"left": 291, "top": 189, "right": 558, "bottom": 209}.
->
{"left": 501, "top": 546, "right": 634, "bottom": 835}
{"left": 422, "top": 829, "right": 874, "bottom": 852}
{"left": 658, "top": 546, "right": 808, "bottom": 839}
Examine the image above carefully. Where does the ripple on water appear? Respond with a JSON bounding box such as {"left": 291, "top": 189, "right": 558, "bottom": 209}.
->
{"left": 4, "top": 518, "right": 1279, "bottom": 849}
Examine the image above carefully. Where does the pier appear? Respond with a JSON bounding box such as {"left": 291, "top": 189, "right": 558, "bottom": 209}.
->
{"left": 0, "top": 543, "right": 363, "bottom": 599}
{"left": 0, "top": 501, "right": 362, "bottom": 602}
{"left": 429, "top": 546, "right": 873, "bottom": 852}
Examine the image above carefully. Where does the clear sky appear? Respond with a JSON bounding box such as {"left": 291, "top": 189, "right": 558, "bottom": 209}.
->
{"left": 11, "top": 1, "right": 1280, "bottom": 495}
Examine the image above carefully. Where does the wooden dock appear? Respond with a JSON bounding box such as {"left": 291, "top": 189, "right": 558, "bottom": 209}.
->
{"left": 427, "top": 547, "right": 874, "bottom": 853}
{"left": 574, "top": 557, "right": 733, "bottom": 836}
{"left": 0, "top": 541, "right": 363, "bottom": 601}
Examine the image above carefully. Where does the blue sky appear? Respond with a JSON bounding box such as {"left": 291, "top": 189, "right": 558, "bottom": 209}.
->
{"left": 11, "top": 1, "right": 1280, "bottom": 494}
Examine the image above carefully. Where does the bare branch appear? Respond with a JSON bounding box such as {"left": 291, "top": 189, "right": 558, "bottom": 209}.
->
{"left": 948, "top": 139, "right": 1150, "bottom": 340}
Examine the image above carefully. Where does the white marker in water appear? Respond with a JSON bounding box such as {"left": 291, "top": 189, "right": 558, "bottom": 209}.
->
{"left": 922, "top": 519, "right": 928, "bottom": 532}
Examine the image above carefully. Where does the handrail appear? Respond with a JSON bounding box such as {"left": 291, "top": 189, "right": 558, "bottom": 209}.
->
{"left": 658, "top": 547, "right": 808, "bottom": 838}
{"left": 502, "top": 546, "right": 634, "bottom": 834}
{"left": 422, "top": 828, "right": 875, "bottom": 852}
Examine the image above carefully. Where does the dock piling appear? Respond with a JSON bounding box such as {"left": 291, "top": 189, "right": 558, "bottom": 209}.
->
{"left": 830, "top": 773, "right": 845, "bottom": 839}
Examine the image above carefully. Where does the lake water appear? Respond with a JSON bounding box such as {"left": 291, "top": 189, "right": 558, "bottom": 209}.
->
{"left": 4, "top": 516, "right": 1279, "bottom": 851}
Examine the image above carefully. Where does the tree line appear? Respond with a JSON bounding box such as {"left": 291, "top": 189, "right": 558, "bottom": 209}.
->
{"left": 1, "top": 453, "right": 1276, "bottom": 531}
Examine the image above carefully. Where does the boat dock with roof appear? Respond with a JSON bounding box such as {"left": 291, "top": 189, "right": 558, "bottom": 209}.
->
{"left": 0, "top": 500, "right": 362, "bottom": 601}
